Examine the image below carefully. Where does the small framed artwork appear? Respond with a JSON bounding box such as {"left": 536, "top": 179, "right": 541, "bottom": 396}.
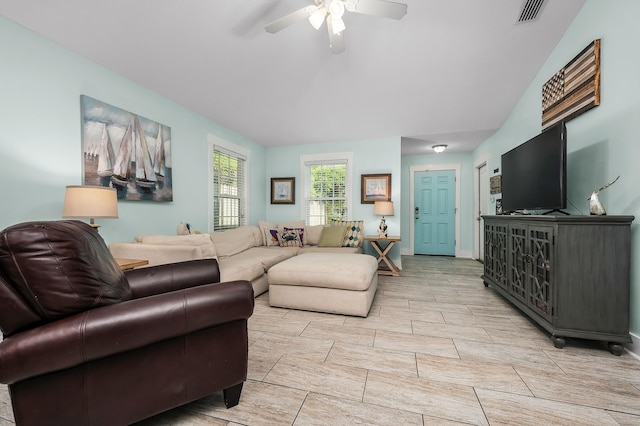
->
{"left": 361, "top": 173, "right": 391, "bottom": 204}
{"left": 271, "top": 177, "right": 295, "bottom": 204}
{"left": 490, "top": 175, "right": 502, "bottom": 194}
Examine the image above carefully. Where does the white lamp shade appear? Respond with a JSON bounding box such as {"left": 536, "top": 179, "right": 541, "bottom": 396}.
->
{"left": 432, "top": 144, "right": 448, "bottom": 153}
{"left": 308, "top": 6, "right": 327, "bottom": 30}
{"left": 62, "top": 186, "right": 119, "bottom": 222}
{"left": 374, "top": 201, "right": 394, "bottom": 216}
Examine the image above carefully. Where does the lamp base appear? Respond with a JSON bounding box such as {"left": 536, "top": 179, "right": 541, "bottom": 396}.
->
{"left": 378, "top": 217, "right": 388, "bottom": 238}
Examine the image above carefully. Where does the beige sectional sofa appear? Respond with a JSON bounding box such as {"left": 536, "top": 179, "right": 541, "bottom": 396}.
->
{"left": 109, "top": 221, "right": 363, "bottom": 297}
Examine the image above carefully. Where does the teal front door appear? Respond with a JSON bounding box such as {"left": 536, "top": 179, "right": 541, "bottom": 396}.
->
{"left": 414, "top": 170, "right": 456, "bottom": 256}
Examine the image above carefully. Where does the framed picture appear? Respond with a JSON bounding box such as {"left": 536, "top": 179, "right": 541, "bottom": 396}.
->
{"left": 271, "top": 177, "right": 295, "bottom": 204}
{"left": 361, "top": 173, "right": 391, "bottom": 204}
{"left": 81, "top": 95, "right": 173, "bottom": 202}
{"left": 490, "top": 175, "right": 502, "bottom": 194}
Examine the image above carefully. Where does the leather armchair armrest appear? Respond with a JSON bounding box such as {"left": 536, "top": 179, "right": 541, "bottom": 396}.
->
{"left": 0, "top": 280, "right": 253, "bottom": 384}
{"left": 125, "top": 258, "right": 221, "bottom": 298}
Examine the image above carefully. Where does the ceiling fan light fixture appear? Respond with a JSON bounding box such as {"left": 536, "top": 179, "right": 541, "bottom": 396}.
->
{"left": 329, "top": 1, "right": 346, "bottom": 18}
{"left": 331, "top": 16, "right": 346, "bottom": 34}
{"left": 344, "top": 0, "right": 358, "bottom": 12}
{"left": 308, "top": 6, "right": 327, "bottom": 30}
{"left": 432, "top": 144, "right": 448, "bottom": 153}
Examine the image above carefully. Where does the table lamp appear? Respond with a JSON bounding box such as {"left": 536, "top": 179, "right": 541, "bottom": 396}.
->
{"left": 62, "top": 185, "right": 119, "bottom": 228}
{"left": 374, "top": 201, "right": 394, "bottom": 238}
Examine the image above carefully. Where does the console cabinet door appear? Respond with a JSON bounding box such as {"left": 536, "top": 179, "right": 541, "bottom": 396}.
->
{"left": 484, "top": 222, "right": 508, "bottom": 289}
{"left": 525, "top": 225, "right": 555, "bottom": 323}
{"left": 507, "top": 223, "right": 528, "bottom": 304}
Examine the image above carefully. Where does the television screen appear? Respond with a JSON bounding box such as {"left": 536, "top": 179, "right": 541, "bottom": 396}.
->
{"left": 501, "top": 122, "right": 567, "bottom": 213}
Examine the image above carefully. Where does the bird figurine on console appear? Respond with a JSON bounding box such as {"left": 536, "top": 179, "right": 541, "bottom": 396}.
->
{"left": 589, "top": 175, "right": 620, "bottom": 215}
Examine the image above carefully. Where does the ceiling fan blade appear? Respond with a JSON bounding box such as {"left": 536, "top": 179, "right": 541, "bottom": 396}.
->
{"left": 327, "top": 19, "right": 345, "bottom": 54}
{"left": 265, "top": 7, "right": 312, "bottom": 34}
{"left": 349, "top": 0, "right": 407, "bottom": 20}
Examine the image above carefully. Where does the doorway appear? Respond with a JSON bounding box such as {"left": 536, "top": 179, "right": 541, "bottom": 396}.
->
{"left": 413, "top": 169, "right": 456, "bottom": 256}
{"left": 474, "top": 160, "right": 489, "bottom": 262}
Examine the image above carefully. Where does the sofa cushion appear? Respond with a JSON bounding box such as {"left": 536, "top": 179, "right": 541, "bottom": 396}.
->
{"left": 298, "top": 246, "right": 362, "bottom": 255}
{"left": 0, "top": 221, "right": 132, "bottom": 324}
{"left": 249, "top": 225, "right": 263, "bottom": 247}
{"left": 305, "top": 225, "right": 324, "bottom": 246}
{"left": 211, "top": 226, "right": 257, "bottom": 258}
{"left": 139, "top": 233, "right": 217, "bottom": 259}
{"left": 319, "top": 225, "right": 347, "bottom": 247}
{"left": 216, "top": 256, "right": 265, "bottom": 282}
{"left": 332, "top": 220, "right": 364, "bottom": 248}
{"left": 239, "top": 247, "right": 297, "bottom": 270}
{"left": 277, "top": 229, "right": 302, "bottom": 247}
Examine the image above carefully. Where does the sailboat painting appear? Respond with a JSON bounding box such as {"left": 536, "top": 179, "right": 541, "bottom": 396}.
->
{"left": 81, "top": 95, "right": 173, "bottom": 201}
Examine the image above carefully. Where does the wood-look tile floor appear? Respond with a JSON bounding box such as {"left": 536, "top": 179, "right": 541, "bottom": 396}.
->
{"left": 2, "top": 255, "right": 640, "bottom": 425}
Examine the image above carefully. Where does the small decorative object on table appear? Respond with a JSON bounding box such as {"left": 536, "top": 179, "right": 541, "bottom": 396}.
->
{"left": 589, "top": 175, "right": 619, "bottom": 215}
{"left": 373, "top": 201, "right": 393, "bottom": 238}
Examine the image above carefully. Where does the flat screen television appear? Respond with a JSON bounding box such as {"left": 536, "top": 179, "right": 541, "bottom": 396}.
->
{"left": 501, "top": 122, "right": 567, "bottom": 213}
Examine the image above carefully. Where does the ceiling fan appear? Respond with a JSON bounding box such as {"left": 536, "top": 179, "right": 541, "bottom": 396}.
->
{"left": 265, "top": 0, "right": 408, "bottom": 54}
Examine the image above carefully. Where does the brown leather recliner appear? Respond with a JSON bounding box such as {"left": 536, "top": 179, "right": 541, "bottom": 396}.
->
{"left": 0, "top": 220, "right": 254, "bottom": 425}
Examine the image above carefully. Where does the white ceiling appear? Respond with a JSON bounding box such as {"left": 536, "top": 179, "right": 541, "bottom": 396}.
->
{"left": 0, "top": 0, "right": 585, "bottom": 154}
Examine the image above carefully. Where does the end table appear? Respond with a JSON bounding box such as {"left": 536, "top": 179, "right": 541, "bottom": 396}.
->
{"left": 115, "top": 258, "right": 149, "bottom": 270}
{"left": 364, "top": 236, "right": 401, "bottom": 276}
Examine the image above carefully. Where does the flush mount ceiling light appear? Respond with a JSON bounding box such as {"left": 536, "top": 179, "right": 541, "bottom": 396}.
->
{"left": 432, "top": 144, "right": 448, "bottom": 153}
{"left": 265, "top": 0, "right": 408, "bottom": 54}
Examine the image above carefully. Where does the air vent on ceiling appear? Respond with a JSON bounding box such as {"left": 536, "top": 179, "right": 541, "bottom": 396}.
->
{"left": 517, "top": 0, "right": 547, "bottom": 23}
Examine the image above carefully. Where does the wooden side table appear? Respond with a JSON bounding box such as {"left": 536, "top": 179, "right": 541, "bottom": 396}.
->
{"left": 364, "top": 236, "right": 401, "bottom": 276}
{"left": 115, "top": 258, "right": 149, "bottom": 270}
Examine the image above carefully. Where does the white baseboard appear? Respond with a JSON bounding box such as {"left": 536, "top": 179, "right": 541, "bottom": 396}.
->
{"left": 399, "top": 248, "right": 475, "bottom": 259}
{"left": 625, "top": 333, "right": 640, "bottom": 360}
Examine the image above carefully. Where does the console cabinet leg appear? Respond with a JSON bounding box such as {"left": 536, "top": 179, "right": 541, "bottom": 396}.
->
{"left": 608, "top": 342, "right": 624, "bottom": 356}
{"left": 551, "top": 335, "right": 566, "bottom": 349}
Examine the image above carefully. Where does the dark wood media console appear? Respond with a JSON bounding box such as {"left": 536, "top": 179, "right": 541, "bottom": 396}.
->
{"left": 482, "top": 215, "right": 634, "bottom": 355}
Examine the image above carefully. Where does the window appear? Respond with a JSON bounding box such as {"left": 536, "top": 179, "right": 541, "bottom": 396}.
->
{"left": 301, "top": 152, "right": 352, "bottom": 225}
{"left": 209, "top": 136, "right": 248, "bottom": 231}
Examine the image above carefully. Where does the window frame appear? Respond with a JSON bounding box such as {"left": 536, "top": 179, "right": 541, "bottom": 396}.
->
{"left": 300, "top": 152, "right": 353, "bottom": 225}
{"left": 208, "top": 134, "right": 250, "bottom": 232}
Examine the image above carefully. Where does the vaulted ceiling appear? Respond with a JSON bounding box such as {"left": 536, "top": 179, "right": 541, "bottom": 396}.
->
{"left": 0, "top": 0, "right": 585, "bottom": 154}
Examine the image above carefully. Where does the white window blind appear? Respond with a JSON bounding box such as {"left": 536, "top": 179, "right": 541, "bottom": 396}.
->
{"left": 212, "top": 145, "right": 246, "bottom": 231}
{"left": 305, "top": 160, "right": 348, "bottom": 225}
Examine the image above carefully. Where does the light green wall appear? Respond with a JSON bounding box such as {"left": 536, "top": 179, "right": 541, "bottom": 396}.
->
{"left": 400, "top": 152, "right": 475, "bottom": 257}
{"left": 473, "top": 0, "right": 640, "bottom": 337}
{"left": 0, "top": 16, "right": 266, "bottom": 245}
{"left": 265, "top": 138, "right": 402, "bottom": 266}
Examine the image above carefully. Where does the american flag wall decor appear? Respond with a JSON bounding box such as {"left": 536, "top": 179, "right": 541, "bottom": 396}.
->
{"left": 542, "top": 39, "right": 601, "bottom": 130}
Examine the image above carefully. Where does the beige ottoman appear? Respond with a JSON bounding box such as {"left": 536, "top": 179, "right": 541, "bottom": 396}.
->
{"left": 268, "top": 253, "right": 378, "bottom": 317}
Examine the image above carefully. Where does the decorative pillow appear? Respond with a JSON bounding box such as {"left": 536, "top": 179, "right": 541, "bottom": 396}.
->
{"left": 305, "top": 224, "right": 324, "bottom": 246}
{"left": 258, "top": 221, "right": 277, "bottom": 245}
{"left": 332, "top": 220, "right": 364, "bottom": 248}
{"left": 277, "top": 228, "right": 302, "bottom": 247}
{"left": 318, "top": 225, "right": 348, "bottom": 247}
{"left": 265, "top": 228, "right": 280, "bottom": 246}
{"left": 177, "top": 222, "right": 191, "bottom": 235}
{"left": 284, "top": 227, "right": 305, "bottom": 245}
